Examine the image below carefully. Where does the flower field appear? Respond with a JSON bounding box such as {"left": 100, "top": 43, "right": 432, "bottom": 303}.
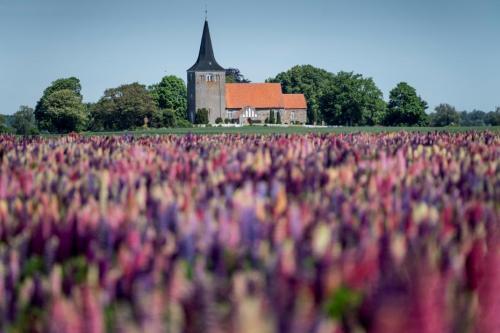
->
{"left": 0, "top": 132, "right": 499, "bottom": 333}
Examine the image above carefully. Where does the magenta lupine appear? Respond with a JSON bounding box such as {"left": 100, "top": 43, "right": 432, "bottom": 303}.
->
{"left": 0, "top": 131, "right": 498, "bottom": 332}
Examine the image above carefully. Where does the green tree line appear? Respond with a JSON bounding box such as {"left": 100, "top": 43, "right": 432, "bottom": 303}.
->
{"left": 1, "top": 65, "right": 498, "bottom": 134}
{"left": 267, "top": 65, "right": 499, "bottom": 127}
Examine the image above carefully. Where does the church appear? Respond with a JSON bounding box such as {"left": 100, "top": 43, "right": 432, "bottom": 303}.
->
{"left": 187, "top": 20, "right": 308, "bottom": 125}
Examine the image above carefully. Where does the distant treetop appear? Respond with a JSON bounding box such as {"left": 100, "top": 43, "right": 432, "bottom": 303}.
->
{"left": 225, "top": 68, "right": 251, "bottom": 83}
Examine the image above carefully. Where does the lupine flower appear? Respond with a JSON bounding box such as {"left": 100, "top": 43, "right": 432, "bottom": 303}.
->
{"left": 0, "top": 131, "right": 498, "bottom": 332}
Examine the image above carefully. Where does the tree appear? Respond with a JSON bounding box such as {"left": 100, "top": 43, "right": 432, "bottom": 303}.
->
{"left": 459, "top": 110, "right": 486, "bottom": 126}
{"left": 225, "top": 68, "right": 250, "bottom": 83}
{"left": 91, "top": 83, "right": 157, "bottom": 131}
{"left": 150, "top": 109, "right": 176, "bottom": 128}
{"left": 0, "top": 115, "right": 7, "bottom": 133}
{"left": 12, "top": 106, "right": 38, "bottom": 135}
{"left": 269, "top": 110, "right": 276, "bottom": 124}
{"left": 429, "top": 104, "right": 460, "bottom": 127}
{"left": 43, "top": 90, "right": 88, "bottom": 133}
{"left": 485, "top": 107, "right": 500, "bottom": 126}
{"left": 195, "top": 108, "right": 209, "bottom": 125}
{"left": 267, "top": 65, "right": 335, "bottom": 124}
{"left": 148, "top": 76, "right": 188, "bottom": 121}
{"left": 276, "top": 111, "right": 282, "bottom": 124}
{"left": 384, "top": 82, "right": 428, "bottom": 126}
{"left": 320, "top": 71, "right": 386, "bottom": 126}
{"left": 35, "top": 77, "right": 83, "bottom": 131}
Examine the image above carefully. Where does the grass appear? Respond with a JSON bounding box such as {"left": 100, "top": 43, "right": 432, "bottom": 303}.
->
{"left": 82, "top": 126, "right": 500, "bottom": 136}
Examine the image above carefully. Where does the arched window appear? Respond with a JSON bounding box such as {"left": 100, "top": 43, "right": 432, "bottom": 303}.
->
{"left": 244, "top": 107, "right": 255, "bottom": 118}
{"left": 206, "top": 73, "right": 215, "bottom": 82}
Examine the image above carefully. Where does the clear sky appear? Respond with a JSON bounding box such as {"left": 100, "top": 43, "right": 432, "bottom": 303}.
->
{"left": 1, "top": 0, "right": 499, "bottom": 115}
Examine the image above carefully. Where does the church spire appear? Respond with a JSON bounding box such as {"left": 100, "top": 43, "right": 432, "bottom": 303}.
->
{"left": 188, "top": 20, "right": 224, "bottom": 71}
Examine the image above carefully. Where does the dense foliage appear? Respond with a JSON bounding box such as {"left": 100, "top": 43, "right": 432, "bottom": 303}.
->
{"left": 320, "top": 72, "right": 386, "bottom": 126}
{"left": 269, "top": 110, "right": 276, "bottom": 124}
{"left": 90, "top": 83, "right": 157, "bottom": 131}
{"left": 268, "top": 65, "right": 335, "bottom": 124}
{"left": 43, "top": 90, "right": 88, "bottom": 133}
{"left": 384, "top": 82, "right": 429, "bottom": 126}
{"left": 0, "top": 115, "right": 8, "bottom": 133}
{"left": 12, "top": 106, "right": 38, "bottom": 135}
{"left": 1, "top": 131, "right": 498, "bottom": 332}
{"left": 34, "top": 77, "right": 87, "bottom": 132}
{"left": 195, "top": 108, "right": 209, "bottom": 125}
{"left": 225, "top": 68, "right": 251, "bottom": 83}
{"left": 486, "top": 107, "right": 500, "bottom": 126}
{"left": 148, "top": 76, "right": 188, "bottom": 121}
{"left": 150, "top": 108, "right": 177, "bottom": 128}
{"left": 459, "top": 108, "right": 500, "bottom": 127}
{"left": 7, "top": 71, "right": 499, "bottom": 132}
{"left": 429, "top": 104, "right": 460, "bottom": 127}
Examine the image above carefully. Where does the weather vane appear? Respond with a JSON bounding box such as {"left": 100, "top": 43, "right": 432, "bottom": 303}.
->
{"left": 205, "top": 3, "right": 208, "bottom": 20}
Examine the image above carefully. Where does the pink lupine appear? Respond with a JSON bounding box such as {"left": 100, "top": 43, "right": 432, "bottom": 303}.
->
{"left": 476, "top": 232, "right": 500, "bottom": 333}
{"left": 0, "top": 131, "right": 498, "bottom": 332}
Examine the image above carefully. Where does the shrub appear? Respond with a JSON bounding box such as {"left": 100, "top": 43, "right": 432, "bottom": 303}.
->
{"left": 269, "top": 110, "right": 276, "bottom": 124}
{"left": 195, "top": 108, "right": 209, "bottom": 125}
{"left": 176, "top": 118, "right": 192, "bottom": 128}
{"left": 215, "top": 117, "right": 223, "bottom": 124}
{"left": 151, "top": 109, "right": 176, "bottom": 128}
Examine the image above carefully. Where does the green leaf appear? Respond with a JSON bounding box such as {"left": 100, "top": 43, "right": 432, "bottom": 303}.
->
{"left": 324, "top": 286, "right": 363, "bottom": 320}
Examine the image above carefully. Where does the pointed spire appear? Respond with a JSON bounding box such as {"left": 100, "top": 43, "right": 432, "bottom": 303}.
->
{"left": 188, "top": 20, "right": 224, "bottom": 71}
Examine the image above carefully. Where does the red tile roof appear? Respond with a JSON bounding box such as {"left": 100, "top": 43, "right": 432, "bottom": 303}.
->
{"left": 283, "top": 94, "right": 307, "bottom": 109}
{"left": 225, "top": 83, "right": 284, "bottom": 109}
{"left": 225, "top": 83, "right": 307, "bottom": 110}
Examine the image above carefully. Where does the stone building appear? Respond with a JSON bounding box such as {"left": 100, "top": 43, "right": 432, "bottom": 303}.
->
{"left": 187, "top": 20, "right": 226, "bottom": 124}
{"left": 226, "top": 83, "right": 307, "bottom": 124}
{"left": 188, "top": 20, "right": 307, "bottom": 124}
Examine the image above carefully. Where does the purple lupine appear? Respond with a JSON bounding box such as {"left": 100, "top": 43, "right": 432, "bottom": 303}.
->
{"left": 0, "top": 131, "right": 498, "bottom": 332}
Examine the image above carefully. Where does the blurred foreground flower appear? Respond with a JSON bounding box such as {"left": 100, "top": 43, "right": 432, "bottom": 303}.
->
{"left": 0, "top": 131, "right": 498, "bottom": 332}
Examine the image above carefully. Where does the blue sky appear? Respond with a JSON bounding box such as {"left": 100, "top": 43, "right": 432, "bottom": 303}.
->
{"left": 1, "top": 0, "right": 499, "bottom": 114}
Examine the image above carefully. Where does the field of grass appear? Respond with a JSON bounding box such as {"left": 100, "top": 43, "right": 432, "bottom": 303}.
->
{"left": 82, "top": 125, "right": 500, "bottom": 136}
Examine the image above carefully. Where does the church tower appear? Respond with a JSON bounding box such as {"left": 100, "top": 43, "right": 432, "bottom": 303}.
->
{"left": 187, "top": 20, "right": 226, "bottom": 123}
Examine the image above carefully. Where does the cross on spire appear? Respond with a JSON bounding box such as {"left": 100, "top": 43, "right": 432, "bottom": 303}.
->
{"left": 205, "top": 3, "right": 208, "bottom": 20}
